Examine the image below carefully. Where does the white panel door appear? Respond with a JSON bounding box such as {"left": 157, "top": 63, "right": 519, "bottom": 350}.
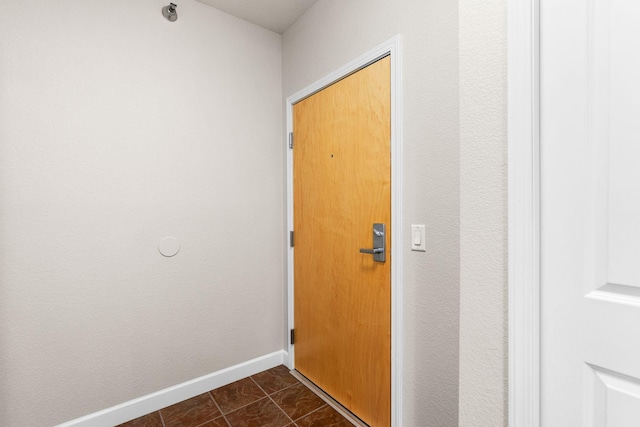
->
{"left": 541, "top": 0, "right": 640, "bottom": 425}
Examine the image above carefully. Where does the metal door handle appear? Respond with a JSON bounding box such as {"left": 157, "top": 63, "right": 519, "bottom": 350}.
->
{"left": 360, "top": 223, "right": 386, "bottom": 262}
{"left": 359, "top": 248, "right": 384, "bottom": 254}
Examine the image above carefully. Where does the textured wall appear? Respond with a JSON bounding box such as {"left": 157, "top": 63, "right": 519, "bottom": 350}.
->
{"left": 0, "top": 1, "right": 283, "bottom": 425}
{"left": 283, "top": 1, "right": 461, "bottom": 425}
{"left": 459, "top": 0, "right": 508, "bottom": 425}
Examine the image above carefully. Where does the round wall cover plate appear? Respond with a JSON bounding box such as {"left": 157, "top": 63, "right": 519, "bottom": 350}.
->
{"left": 159, "top": 237, "right": 180, "bottom": 257}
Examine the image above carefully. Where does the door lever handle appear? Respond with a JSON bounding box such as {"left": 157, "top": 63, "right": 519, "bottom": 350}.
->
{"left": 360, "top": 248, "right": 384, "bottom": 254}
{"left": 360, "top": 223, "right": 386, "bottom": 262}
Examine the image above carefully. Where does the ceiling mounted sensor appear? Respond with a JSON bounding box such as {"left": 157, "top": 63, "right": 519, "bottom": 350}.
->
{"left": 162, "top": 3, "right": 178, "bottom": 22}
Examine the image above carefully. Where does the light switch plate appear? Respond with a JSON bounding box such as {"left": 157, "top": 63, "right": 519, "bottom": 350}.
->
{"left": 411, "top": 225, "right": 426, "bottom": 251}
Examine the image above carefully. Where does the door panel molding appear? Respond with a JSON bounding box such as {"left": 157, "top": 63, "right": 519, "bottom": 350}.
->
{"left": 585, "top": 0, "right": 640, "bottom": 296}
{"left": 285, "top": 35, "right": 403, "bottom": 427}
{"left": 585, "top": 363, "right": 640, "bottom": 426}
{"left": 508, "top": 0, "right": 541, "bottom": 426}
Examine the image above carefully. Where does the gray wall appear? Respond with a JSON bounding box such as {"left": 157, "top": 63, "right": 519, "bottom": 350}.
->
{"left": 282, "top": 0, "right": 461, "bottom": 425}
{"left": 0, "top": 1, "right": 284, "bottom": 425}
{"left": 459, "top": 1, "right": 508, "bottom": 425}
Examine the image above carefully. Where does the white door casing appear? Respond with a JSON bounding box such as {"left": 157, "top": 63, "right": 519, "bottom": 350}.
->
{"left": 540, "top": 0, "right": 640, "bottom": 425}
{"left": 507, "top": 0, "right": 541, "bottom": 424}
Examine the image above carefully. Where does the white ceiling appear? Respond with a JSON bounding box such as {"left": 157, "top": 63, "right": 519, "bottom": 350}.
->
{"left": 195, "top": 0, "right": 320, "bottom": 34}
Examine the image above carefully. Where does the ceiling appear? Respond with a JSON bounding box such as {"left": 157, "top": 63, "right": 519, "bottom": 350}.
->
{"left": 195, "top": 0, "right": 320, "bottom": 34}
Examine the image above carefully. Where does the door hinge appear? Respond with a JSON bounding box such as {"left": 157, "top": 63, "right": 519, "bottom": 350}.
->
{"left": 289, "top": 132, "right": 294, "bottom": 149}
{"left": 290, "top": 231, "right": 294, "bottom": 247}
{"left": 290, "top": 329, "right": 295, "bottom": 345}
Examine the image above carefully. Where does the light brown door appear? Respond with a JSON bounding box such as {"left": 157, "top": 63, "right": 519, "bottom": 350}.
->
{"left": 293, "top": 56, "right": 391, "bottom": 427}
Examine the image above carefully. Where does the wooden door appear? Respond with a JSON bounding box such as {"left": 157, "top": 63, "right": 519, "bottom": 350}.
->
{"left": 293, "top": 56, "right": 391, "bottom": 427}
{"left": 541, "top": 0, "right": 640, "bottom": 424}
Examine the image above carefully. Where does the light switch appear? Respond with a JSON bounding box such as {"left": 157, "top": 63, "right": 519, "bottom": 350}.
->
{"left": 411, "top": 225, "right": 426, "bottom": 252}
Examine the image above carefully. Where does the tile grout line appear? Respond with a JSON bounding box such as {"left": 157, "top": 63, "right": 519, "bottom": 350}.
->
{"left": 210, "top": 393, "right": 272, "bottom": 419}
{"left": 250, "top": 376, "right": 296, "bottom": 426}
{"left": 263, "top": 380, "right": 300, "bottom": 396}
{"left": 180, "top": 392, "right": 228, "bottom": 427}
{"left": 208, "top": 391, "right": 231, "bottom": 427}
{"left": 289, "top": 371, "right": 366, "bottom": 427}
{"left": 291, "top": 403, "right": 330, "bottom": 423}
{"left": 262, "top": 378, "right": 333, "bottom": 424}
{"left": 226, "top": 395, "right": 270, "bottom": 417}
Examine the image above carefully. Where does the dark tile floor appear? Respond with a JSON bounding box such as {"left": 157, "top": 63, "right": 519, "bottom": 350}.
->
{"left": 117, "top": 365, "right": 353, "bottom": 427}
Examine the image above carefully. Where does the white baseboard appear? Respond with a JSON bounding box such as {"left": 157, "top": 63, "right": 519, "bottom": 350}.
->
{"left": 56, "top": 350, "right": 288, "bottom": 427}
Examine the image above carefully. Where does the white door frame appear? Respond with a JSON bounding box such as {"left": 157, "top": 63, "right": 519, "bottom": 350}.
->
{"left": 508, "top": 0, "right": 541, "bottom": 426}
{"left": 285, "top": 35, "right": 403, "bottom": 427}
